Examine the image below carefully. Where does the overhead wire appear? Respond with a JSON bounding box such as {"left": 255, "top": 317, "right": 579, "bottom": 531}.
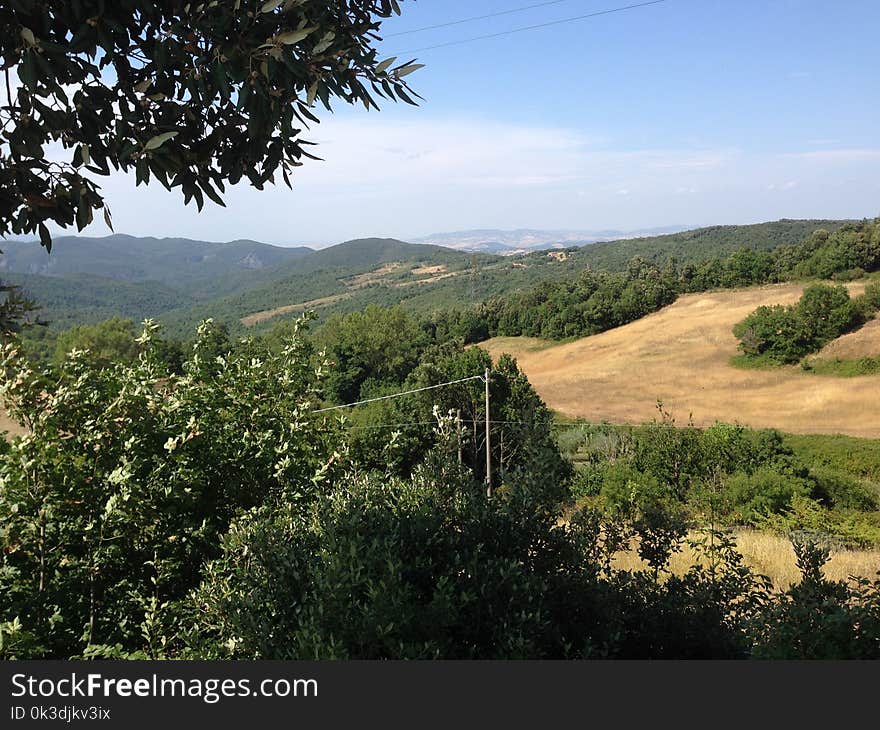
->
{"left": 313, "top": 374, "right": 486, "bottom": 414}
{"left": 385, "top": 0, "right": 583, "bottom": 37}
{"left": 388, "top": 0, "right": 666, "bottom": 55}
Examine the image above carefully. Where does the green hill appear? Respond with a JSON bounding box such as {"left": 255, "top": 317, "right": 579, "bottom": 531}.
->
{"left": 159, "top": 220, "right": 855, "bottom": 336}
{"left": 4, "top": 219, "right": 855, "bottom": 340}
{"left": 0, "top": 234, "right": 312, "bottom": 299}
{"left": 557, "top": 219, "right": 851, "bottom": 271}
{"left": 6, "top": 272, "right": 195, "bottom": 330}
{"left": 159, "top": 238, "right": 498, "bottom": 336}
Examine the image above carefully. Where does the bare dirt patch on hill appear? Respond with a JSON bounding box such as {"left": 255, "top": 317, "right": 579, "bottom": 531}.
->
{"left": 346, "top": 262, "right": 403, "bottom": 288}
{"left": 411, "top": 264, "right": 448, "bottom": 277}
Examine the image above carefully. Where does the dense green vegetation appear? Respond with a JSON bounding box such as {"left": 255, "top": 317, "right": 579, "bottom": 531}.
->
{"left": 1, "top": 235, "right": 310, "bottom": 295}
{"left": 559, "top": 413, "right": 880, "bottom": 549}
{"left": 7, "top": 220, "right": 850, "bottom": 345}
{"left": 4, "top": 271, "right": 196, "bottom": 330}
{"left": 560, "top": 219, "right": 850, "bottom": 273}
{"left": 802, "top": 357, "right": 880, "bottom": 377}
{"left": 422, "top": 219, "right": 880, "bottom": 346}
{"left": 3, "top": 318, "right": 879, "bottom": 660}
{"left": 472, "top": 259, "right": 677, "bottom": 341}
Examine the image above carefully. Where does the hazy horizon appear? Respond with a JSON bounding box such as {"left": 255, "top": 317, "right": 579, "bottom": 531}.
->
{"left": 32, "top": 1, "right": 880, "bottom": 247}
{"left": 11, "top": 214, "right": 870, "bottom": 251}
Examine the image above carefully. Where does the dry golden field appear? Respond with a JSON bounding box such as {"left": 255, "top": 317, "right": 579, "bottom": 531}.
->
{"left": 814, "top": 314, "right": 880, "bottom": 360}
{"left": 0, "top": 408, "right": 26, "bottom": 438}
{"left": 240, "top": 292, "right": 353, "bottom": 327}
{"left": 483, "top": 281, "right": 880, "bottom": 438}
{"left": 613, "top": 530, "right": 880, "bottom": 590}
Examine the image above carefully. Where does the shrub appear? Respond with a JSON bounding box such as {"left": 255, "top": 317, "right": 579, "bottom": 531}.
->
{"left": 751, "top": 539, "right": 880, "bottom": 658}
{"left": 184, "top": 465, "right": 762, "bottom": 659}
{"left": 722, "top": 468, "right": 813, "bottom": 524}
{"left": 811, "top": 467, "right": 879, "bottom": 511}
{"left": 0, "top": 318, "right": 339, "bottom": 658}
{"left": 757, "top": 495, "right": 880, "bottom": 549}
{"left": 734, "top": 284, "right": 863, "bottom": 364}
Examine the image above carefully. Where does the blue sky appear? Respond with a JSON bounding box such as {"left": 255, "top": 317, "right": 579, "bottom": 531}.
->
{"left": 77, "top": 0, "right": 880, "bottom": 246}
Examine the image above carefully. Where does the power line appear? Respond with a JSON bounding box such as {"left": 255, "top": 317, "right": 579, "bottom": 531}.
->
{"left": 320, "top": 418, "right": 596, "bottom": 431}
{"left": 313, "top": 374, "right": 486, "bottom": 414}
{"left": 385, "top": 0, "right": 582, "bottom": 37}
{"left": 389, "top": 0, "right": 666, "bottom": 55}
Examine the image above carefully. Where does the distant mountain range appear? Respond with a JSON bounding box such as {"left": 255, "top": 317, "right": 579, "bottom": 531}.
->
{"left": 0, "top": 234, "right": 312, "bottom": 298}
{"left": 0, "top": 219, "right": 850, "bottom": 336}
{"left": 412, "top": 226, "right": 691, "bottom": 254}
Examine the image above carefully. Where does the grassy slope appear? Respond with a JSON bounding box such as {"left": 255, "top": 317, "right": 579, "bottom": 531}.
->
{"left": 481, "top": 280, "right": 880, "bottom": 438}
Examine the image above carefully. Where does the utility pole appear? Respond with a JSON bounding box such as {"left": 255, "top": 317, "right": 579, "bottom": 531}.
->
{"left": 484, "top": 367, "right": 492, "bottom": 498}
{"left": 456, "top": 408, "right": 462, "bottom": 465}
{"left": 499, "top": 428, "right": 505, "bottom": 484}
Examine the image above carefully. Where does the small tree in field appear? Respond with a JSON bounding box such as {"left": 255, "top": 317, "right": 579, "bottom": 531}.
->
{"left": 0, "top": 1, "right": 420, "bottom": 248}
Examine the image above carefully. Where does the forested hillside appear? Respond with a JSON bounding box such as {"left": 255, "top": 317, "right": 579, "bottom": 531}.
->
{"left": 158, "top": 238, "right": 499, "bottom": 336}
{"left": 428, "top": 219, "right": 880, "bottom": 344}
{"left": 161, "top": 219, "right": 851, "bottom": 336}
{"left": 1, "top": 234, "right": 312, "bottom": 296}
{"left": 4, "top": 219, "right": 853, "bottom": 343}
{"left": 3, "top": 272, "right": 195, "bottom": 330}
{"left": 561, "top": 219, "right": 850, "bottom": 272}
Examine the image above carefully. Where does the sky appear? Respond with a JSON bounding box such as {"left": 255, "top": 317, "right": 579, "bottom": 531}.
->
{"left": 69, "top": 0, "right": 880, "bottom": 246}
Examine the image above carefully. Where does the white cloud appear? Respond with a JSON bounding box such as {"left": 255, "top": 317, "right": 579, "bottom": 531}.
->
{"left": 779, "top": 148, "right": 880, "bottom": 163}
{"left": 36, "top": 115, "right": 878, "bottom": 245}
{"left": 767, "top": 180, "right": 799, "bottom": 191}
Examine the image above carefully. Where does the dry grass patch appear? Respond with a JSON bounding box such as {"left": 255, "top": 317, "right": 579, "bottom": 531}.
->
{"left": 240, "top": 292, "right": 352, "bottom": 327}
{"left": 411, "top": 264, "right": 448, "bottom": 277}
{"left": 396, "top": 270, "right": 463, "bottom": 287}
{"left": 346, "top": 261, "right": 403, "bottom": 288}
{"left": 482, "top": 281, "right": 880, "bottom": 437}
{"left": 612, "top": 529, "right": 880, "bottom": 591}
{"left": 0, "top": 407, "right": 26, "bottom": 439}
{"left": 814, "top": 314, "right": 880, "bottom": 360}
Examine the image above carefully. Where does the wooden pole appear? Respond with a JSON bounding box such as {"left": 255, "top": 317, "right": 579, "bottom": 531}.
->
{"left": 456, "top": 408, "right": 462, "bottom": 465}
{"left": 485, "top": 368, "right": 492, "bottom": 497}
{"left": 500, "top": 427, "right": 505, "bottom": 484}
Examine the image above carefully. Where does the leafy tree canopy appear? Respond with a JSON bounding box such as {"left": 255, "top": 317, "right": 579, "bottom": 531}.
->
{"left": 0, "top": 0, "right": 420, "bottom": 248}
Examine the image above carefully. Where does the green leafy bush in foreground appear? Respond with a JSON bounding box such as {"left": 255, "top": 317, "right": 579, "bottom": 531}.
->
{"left": 0, "top": 318, "right": 340, "bottom": 658}
{"left": 1, "top": 322, "right": 879, "bottom": 659}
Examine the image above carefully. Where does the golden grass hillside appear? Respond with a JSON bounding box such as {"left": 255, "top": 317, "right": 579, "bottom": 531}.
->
{"left": 614, "top": 530, "right": 880, "bottom": 591}
{"left": 483, "top": 281, "right": 880, "bottom": 438}
{"left": 813, "top": 313, "right": 880, "bottom": 360}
